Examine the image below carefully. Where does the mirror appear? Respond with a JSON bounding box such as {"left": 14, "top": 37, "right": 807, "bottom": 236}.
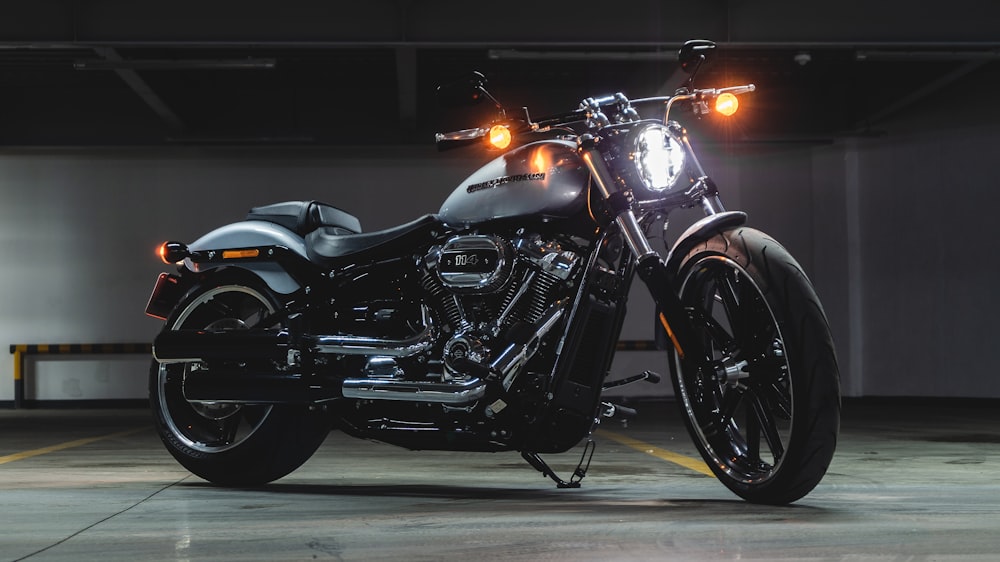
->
{"left": 436, "top": 71, "right": 491, "bottom": 108}
{"left": 677, "top": 39, "right": 716, "bottom": 74}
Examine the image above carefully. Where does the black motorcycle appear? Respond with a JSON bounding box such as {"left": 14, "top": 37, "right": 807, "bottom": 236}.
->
{"left": 146, "top": 40, "right": 840, "bottom": 504}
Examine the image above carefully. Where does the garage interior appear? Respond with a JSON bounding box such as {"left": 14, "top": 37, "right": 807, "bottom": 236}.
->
{"left": 2, "top": 1, "right": 999, "bottom": 560}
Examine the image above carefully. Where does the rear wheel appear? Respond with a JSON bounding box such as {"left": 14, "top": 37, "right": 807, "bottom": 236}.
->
{"left": 150, "top": 271, "right": 331, "bottom": 486}
{"left": 669, "top": 228, "right": 840, "bottom": 504}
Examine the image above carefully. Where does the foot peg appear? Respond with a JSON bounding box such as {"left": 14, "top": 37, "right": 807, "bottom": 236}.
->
{"left": 601, "top": 401, "right": 638, "bottom": 419}
{"left": 602, "top": 369, "right": 661, "bottom": 390}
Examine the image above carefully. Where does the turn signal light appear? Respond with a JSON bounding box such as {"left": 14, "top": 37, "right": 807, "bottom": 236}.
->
{"left": 158, "top": 241, "right": 190, "bottom": 264}
{"left": 488, "top": 124, "right": 512, "bottom": 149}
{"left": 715, "top": 92, "right": 739, "bottom": 117}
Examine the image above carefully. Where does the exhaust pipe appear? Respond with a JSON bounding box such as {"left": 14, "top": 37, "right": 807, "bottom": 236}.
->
{"left": 153, "top": 330, "right": 290, "bottom": 364}
{"left": 181, "top": 367, "right": 339, "bottom": 403}
{"left": 153, "top": 307, "right": 437, "bottom": 364}
{"left": 308, "top": 307, "right": 436, "bottom": 357}
{"left": 342, "top": 377, "right": 486, "bottom": 405}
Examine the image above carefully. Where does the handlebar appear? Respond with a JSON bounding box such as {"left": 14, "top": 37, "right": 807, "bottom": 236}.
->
{"left": 435, "top": 127, "right": 489, "bottom": 151}
{"left": 434, "top": 84, "right": 755, "bottom": 150}
{"left": 704, "top": 84, "right": 756, "bottom": 97}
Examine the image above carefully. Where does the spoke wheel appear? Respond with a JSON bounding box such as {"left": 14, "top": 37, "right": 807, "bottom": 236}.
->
{"left": 157, "top": 285, "right": 277, "bottom": 454}
{"left": 150, "top": 271, "right": 332, "bottom": 486}
{"left": 669, "top": 228, "right": 840, "bottom": 504}
{"left": 677, "top": 256, "right": 791, "bottom": 484}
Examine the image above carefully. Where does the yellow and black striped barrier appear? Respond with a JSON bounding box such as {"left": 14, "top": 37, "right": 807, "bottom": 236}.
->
{"left": 8, "top": 343, "right": 152, "bottom": 409}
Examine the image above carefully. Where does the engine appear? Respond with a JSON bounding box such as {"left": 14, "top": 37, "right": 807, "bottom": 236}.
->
{"left": 430, "top": 235, "right": 514, "bottom": 293}
{"left": 421, "top": 233, "right": 581, "bottom": 381}
{"left": 336, "top": 232, "right": 585, "bottom": 447}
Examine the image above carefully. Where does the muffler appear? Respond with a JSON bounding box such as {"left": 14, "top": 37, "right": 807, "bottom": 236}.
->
{"left": 180, "top": 366, "right": 339, "bottom": 403}
{"left": 153, "top": 329, "right": 290, "bottom": 364}
{"left": 153, "top": 308, "right": 437, "bottom": 364}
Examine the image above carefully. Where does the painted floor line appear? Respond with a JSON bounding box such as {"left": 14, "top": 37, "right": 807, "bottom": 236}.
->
{"left": 598, "top": 429, "right": 714, "bottom": 477}
{"left": 0, "top": 427, "right": 146, "bottom": 465}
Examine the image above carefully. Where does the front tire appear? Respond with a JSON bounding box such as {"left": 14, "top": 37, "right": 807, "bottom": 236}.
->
{"left": 669, "top": 228, "right": 840, "bottom": 504}
{"left": 149, "top": 271, "right": 332, "bottom": 486}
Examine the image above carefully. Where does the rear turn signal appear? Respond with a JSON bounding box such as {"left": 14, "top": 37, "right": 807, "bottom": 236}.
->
{"left": 158, "top": 241, "right": 190, "bottom": 264}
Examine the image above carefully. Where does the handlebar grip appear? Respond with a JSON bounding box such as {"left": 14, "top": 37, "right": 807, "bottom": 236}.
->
{"left": 715, "top": 84, "right": 756, "bottom": 96}
{"left": 435, "top": 128, "right": 487, "bottom": 151}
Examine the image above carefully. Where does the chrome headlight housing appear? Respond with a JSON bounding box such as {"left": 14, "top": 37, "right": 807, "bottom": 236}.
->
{"left": 633, "top": 123, "right": 687, "bottom": 193}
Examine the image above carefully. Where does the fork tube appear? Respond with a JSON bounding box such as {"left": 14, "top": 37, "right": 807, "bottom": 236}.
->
{"left": 701, "top": 194, "right": 725, "bottom": 215}
{"left": 577, "top": 137, "right": 657, "bottom": 262}
{"left": 577, "top": 135, "right": 704, "bottom": 363}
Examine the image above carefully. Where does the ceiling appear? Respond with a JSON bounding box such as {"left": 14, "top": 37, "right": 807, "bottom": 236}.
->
{"left": 1, "top": 0, "right": 998, "bottom": 147}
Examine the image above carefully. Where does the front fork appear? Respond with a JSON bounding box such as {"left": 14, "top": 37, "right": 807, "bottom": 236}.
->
{"left": 577, "top": 137, "right": 706, "bottom": 362}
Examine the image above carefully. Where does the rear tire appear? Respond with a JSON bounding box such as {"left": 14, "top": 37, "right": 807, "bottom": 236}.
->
{"left": 669, "top": 228, "right": 840, "bottom": 504}
{"left": 149, "top": 271, "right": 331, "bottom": 486}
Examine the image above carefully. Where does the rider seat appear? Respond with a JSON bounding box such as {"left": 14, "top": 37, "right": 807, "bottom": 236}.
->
{"left": 306, "top": 214, "right": 442, "bottom": 265}
{"left": 247, "top": 200, "right": 362, "bottom": 236}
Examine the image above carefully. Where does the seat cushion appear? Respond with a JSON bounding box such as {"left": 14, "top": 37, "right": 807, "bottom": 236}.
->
{"left": 306, "top": 214, "right": 442, "bottom": 265}
{"left": 247, "top": 200, "right": 362, "bottom": 236}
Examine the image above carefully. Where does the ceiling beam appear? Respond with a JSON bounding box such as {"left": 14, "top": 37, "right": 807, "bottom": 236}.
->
{"left": 91, "top": 47, "right": 184, "bottom": 133}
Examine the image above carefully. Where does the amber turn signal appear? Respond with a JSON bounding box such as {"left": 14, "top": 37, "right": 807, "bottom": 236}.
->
{"left": 158, "top": 241, "right": 190, "bottom": 264}
{"left": 715, "top": 92, "right": 739, "bottom": 117}
{"left": 488, "top": 124, "right": 512, "bottom": 149}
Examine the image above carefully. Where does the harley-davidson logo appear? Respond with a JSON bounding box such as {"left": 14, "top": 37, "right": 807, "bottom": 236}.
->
{"left": 467, "top": 172, "right": 546, "bottom": 194}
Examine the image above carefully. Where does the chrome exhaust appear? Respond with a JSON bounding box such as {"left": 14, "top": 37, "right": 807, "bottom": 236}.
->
{"left": 154, "top": 307, "right": 436, "bottom": 364}
{"left": 342, "top": 377, "right": 486, "bottom": 405}
{"left": 307, "top": 306, "right": 437, "bottom": 357}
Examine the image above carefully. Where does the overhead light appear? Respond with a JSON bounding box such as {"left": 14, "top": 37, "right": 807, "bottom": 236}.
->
{"left": 73, "top": 58, "right": 277, "bottom": 70}
{"left": 488, "top": 49, "right": 677, "bottom": 61}
{"left": 163, "top": 134, "right": 315, "bottom": 145}
{"left": 855, "top": 50, "right": 1000, "bottom": 61}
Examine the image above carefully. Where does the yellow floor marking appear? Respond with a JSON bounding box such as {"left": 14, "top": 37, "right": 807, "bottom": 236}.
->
{"left": 0, "top": 427, "right": 146, "bottom": 465}
{"left": 598, "top": 429, "right": 714, "bottom": 477}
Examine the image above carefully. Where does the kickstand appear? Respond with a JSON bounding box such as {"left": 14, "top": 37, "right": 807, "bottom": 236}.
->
{"left": 521, "top": 439, "right": 596, "bottom": 489}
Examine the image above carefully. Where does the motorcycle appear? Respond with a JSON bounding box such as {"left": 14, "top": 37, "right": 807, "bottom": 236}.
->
{"left": 145, "top": 40, "right": 840, "bottom": 504}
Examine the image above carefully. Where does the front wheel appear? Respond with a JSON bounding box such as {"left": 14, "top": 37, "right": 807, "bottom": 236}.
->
{"left": 669, "top": 228, "right": 840, "bottom": 504}
{"left": 149, "top": 271, "right": 332, "bottom": 486}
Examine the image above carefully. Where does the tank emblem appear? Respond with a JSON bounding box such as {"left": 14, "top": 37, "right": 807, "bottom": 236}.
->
{"left": 467, "top": 172, "right": 546, "bottom": 194}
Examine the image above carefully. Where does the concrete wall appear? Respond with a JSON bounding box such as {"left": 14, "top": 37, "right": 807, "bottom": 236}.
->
{"left": 854, "top": 125, "right": 999, "bottom": 397}
{"left": 1, "top": 114, "right": 997, "bottom": 402}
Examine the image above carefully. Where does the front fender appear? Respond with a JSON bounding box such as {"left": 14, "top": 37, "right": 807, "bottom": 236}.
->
{"left": 663, "top": 211, "right": 748, "bottom": 279}
{"left": 184, "top": 220, "right": 308, "bottom": 295}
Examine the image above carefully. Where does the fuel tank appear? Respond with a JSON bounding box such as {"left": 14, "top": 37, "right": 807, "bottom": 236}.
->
{"left": 438, "top": 139, "right": 590, "bottom": 226}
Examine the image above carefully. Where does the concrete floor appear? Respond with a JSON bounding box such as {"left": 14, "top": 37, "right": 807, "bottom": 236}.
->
{"left": 1, "top": 399, "right": 999, "bottom": 561}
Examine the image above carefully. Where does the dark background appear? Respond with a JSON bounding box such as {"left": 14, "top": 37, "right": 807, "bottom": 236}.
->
{"left": 2, "top": 0, "right": 998, "bottom": 147}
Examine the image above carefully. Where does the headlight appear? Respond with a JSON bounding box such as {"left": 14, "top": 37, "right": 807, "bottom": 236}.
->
{"left": 633, "top": 124, "right": 686, "bottom": 193}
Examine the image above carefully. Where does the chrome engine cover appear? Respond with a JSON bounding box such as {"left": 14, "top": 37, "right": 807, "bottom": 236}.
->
{"left": 428, "top": 235, "right": 514, "bottom": 293}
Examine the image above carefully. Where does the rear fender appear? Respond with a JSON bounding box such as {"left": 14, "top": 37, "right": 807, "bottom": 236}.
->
{"left": 184, "top": 220, "right": 309, "bottom": 295}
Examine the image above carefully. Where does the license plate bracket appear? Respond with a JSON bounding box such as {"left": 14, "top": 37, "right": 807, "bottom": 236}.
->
{"left": 145, "top": 273, "right": 186, "bottom": 320}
